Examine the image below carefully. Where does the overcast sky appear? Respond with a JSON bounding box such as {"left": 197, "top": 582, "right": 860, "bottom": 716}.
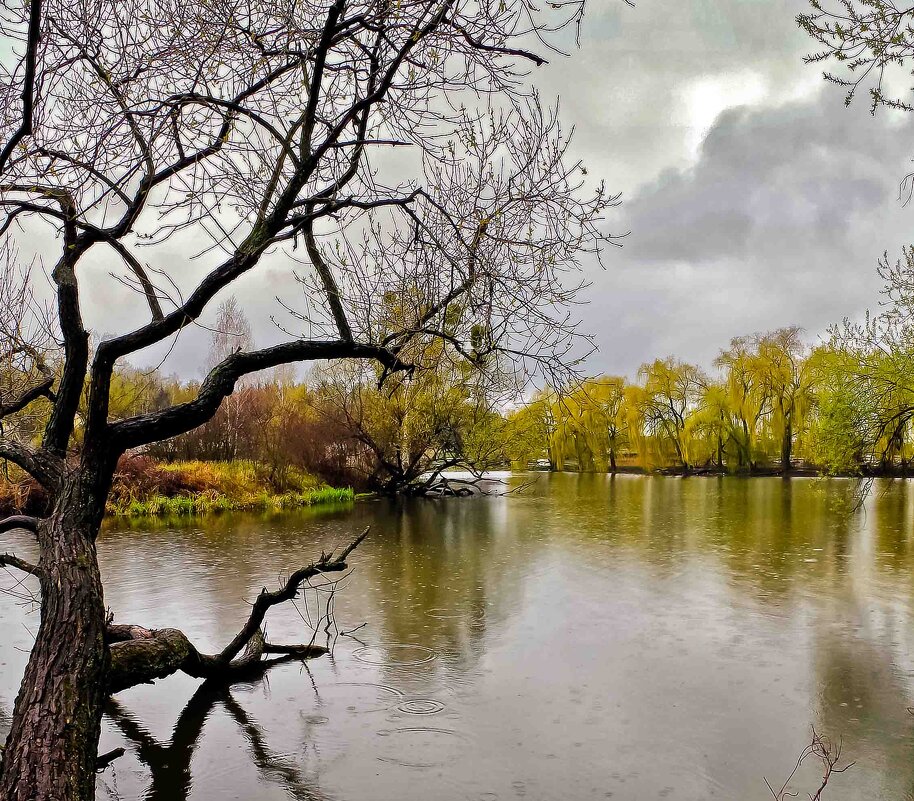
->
{"left": 534, "top": 0, "right": 914, "bottom": 379}
{"left": 64, "top": 0, "right": 914, "bottom": 380}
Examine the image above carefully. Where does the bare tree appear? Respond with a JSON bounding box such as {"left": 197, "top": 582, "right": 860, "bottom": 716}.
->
{"left": 205, "top": 297, "right": 258, "bottom": 460}
{"left": 0, "top": 0, "right": 618, "bottom": 798}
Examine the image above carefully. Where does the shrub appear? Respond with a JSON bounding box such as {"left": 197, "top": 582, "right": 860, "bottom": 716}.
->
{"left": 105, "top": 456, "right": 350, "bottom": 517}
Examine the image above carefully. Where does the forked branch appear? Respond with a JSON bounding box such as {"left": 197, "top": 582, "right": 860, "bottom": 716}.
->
{"left": 209, "top": 526, "right": 369, "bottom": 665}
{"left": 0, "top": 552, "right": 40, "bottom": 576}
{"left": 107, "top": 528, "right": 370, "bottom": 693}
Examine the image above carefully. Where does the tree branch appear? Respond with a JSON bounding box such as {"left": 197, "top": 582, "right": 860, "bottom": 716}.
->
{"left": 0, "top": 375, "right": 54, "bottom": 419}
{"left": 102, "top": 238, "right": 164, "bottom": 322}
{"left": 443, "top": 16, "right": 548, "bottom": 66}
{"left": 0, "top": 0, "right": 42, "bottom": 174}
{"left": 43, "top": 238, "right": 90, "bottom": 457}
{"left": 108, "top": 341, "right": 407, "bottom": 450}
{"left": 304, "top": 223, "right": 352, "bottom": 341}
{"left": 107, "top": 528, "right": 370, "bottom": 692}
{"left": 0, "top": 437, "right": 61, "bottom": 488}
{"left": 0, "top": 552, "right": 40, "bottom": 576}
{"left": 0, "top": 515, "right": 39, "bottom": 535}
{"left": 94, "top": 748, "right": 125, "bottom": 772}
{"left": 209, "top": 526, "right": 369, "bottom": 666}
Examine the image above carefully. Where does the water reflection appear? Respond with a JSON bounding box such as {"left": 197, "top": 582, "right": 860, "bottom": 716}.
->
{"left": 4, "top": 476, "right": 914, "bottom": 799}
{"left": 104, "top": 667, "right": 332, "bottom": 801}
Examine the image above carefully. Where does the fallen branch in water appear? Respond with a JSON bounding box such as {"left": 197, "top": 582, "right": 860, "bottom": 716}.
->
{"left": 107, "top": 528, "right": 368, "bottom": 693}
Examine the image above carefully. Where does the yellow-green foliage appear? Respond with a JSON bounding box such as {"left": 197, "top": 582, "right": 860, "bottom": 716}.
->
{"left": 506, "top": 326, "right": 869, "bottom": 474}
{"left": 158, "top": 459, "right": 320, "bottom": 496}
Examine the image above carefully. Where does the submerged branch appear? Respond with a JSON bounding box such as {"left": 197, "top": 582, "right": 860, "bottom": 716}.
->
{"left": 107, "top": 528, "right": 368, "bottom": 693}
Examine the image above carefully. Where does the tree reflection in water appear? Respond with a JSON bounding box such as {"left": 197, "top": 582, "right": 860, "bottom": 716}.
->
{"left": 102, "top": 658, "right": 331, "bottom": 801}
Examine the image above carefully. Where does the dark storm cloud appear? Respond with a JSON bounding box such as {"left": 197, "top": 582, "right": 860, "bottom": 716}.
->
{"left": 625, "top": 94, "right": 908, "bottom": 263}
{"left": 581, "top": 90, "right": 914, "bottom": 379}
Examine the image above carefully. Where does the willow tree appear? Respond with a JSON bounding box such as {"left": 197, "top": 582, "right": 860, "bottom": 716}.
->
{"left": 637, "top": 357, "right": 707, "bottom": 472}
{"left": 584, "top": 376, "right": 628, "bottom": 472}
{"left": 0, "top": 0, "right": 616, "bottom": 797}
{"left": 505, "top": 390, "right": 556, "bottom": 468}
{"left": 812, "top": 248, "right": 914, "bottom": 472}
{"left": 754, "top": 327, "right": 813, "bottom": 473}
{"left": 714, "top": 336, "right": 770, "bottom": 471}
{"left": 546, "top": 376, "right": 629, "bottom": 472}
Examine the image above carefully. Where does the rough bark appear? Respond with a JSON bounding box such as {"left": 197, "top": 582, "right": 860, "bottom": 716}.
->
{"left": 0, "top": 498, "right": 108, "bottom": 801}
{"left": 107, "top": 628, "right": 195, "bottom": 693}
{"left": 107, "top": 627, "right": 328, "bottom": 693}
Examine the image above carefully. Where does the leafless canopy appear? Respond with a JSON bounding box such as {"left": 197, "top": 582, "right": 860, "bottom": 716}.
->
{"left": 798, "top": 0, "right": 914, "bottom": 113}
{"left": 0, "top": 4, "right": 620, "bottom": 795}
{"left": 0, "top": 0, "right": 619, "bottom": 496}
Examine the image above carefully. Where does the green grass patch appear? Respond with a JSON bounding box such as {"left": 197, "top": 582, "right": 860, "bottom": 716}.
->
{"left": 107, "top": 485, "right": 354, "bottom": 518}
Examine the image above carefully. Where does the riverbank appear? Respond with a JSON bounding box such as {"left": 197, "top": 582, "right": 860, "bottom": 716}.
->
{"left": 0, "top": 457, "right": 354, "bottom": 519}
{"left": 109, "top": 484, "right": 354, "bottom": 517}
{"left": 107, "top": 458, "right": 354, "bottom": 517}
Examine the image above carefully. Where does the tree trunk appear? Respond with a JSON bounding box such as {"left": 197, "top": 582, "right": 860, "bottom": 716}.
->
{"left": 673, "top": 436, "right": 689, "bottom": 474}
{"left": 781, "top": 421, "right": 792, "bottom": 474}
{"left": 0, "top": 493, "right": 109, "bottom": 801}
{"left": 741, "top": 419, "right": 753, "bottom": 472}
{"left": 609, "top": 448, "right": 616, "bottom": 473}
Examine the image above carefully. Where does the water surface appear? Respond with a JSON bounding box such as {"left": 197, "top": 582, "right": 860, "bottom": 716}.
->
{"left": 3, "top": 474, "right": 914, "bottom": 800}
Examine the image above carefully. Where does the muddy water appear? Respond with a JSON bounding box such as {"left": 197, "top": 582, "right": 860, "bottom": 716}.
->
{"left": 2, "top": 474, "right": 914, "bottom": 800}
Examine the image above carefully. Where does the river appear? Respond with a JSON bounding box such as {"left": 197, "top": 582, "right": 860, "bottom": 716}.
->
{"left": 2, "top": 474, "right": 914, "bottom": 800}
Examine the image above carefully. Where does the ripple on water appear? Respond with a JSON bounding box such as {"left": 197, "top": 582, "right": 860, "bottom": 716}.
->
{"left": 396, "top": 698, "right": 445, "bottom": 715}
{"left": 375, "top": 726, "right": 470, "bottom": 767}
{"left": 427, "top": 607, "right": 485, "bottom": 622}
{"left": 352, "top": 643, "right": 438, "bottom": 667}
{"left": 324, "top": 682, "right": 405, "bottom": 713}
{"left": 426, "top": 607, "right": 465, "bottom": 619}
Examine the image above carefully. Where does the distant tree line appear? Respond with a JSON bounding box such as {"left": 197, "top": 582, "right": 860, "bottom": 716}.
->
{"left": 9, "top": 240, "right": 911, "bottom": 490}
{"left": 0, "top": 297, "right": 513, "bottom": 496}
{"left": 52, "top": 242, "right": 914, "bottom": 485}
{"left": 9, "top": 243, "right": 914, "bottom": 491}
{"left": 507, "top": 249, "right": 914, "bottom": 476}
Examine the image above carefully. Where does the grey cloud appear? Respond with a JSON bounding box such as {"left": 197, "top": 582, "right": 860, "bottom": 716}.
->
{"left": 536, "top": 0, "right": 817, "bottom": 191}
{"left": 579, "top": 89, "right": 914, "bottom": 380}
{"left": 623, "top": 95, "right": 910, "bottom": 263}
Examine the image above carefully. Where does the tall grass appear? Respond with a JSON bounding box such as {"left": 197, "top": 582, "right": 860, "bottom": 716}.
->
{"left": 105, "top": 458, "right": 354, "bottom": 518}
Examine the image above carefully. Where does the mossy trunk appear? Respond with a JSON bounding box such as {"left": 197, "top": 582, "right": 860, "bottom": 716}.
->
{"left": 0, "top": 482, "right": 109, "bottom": 801}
